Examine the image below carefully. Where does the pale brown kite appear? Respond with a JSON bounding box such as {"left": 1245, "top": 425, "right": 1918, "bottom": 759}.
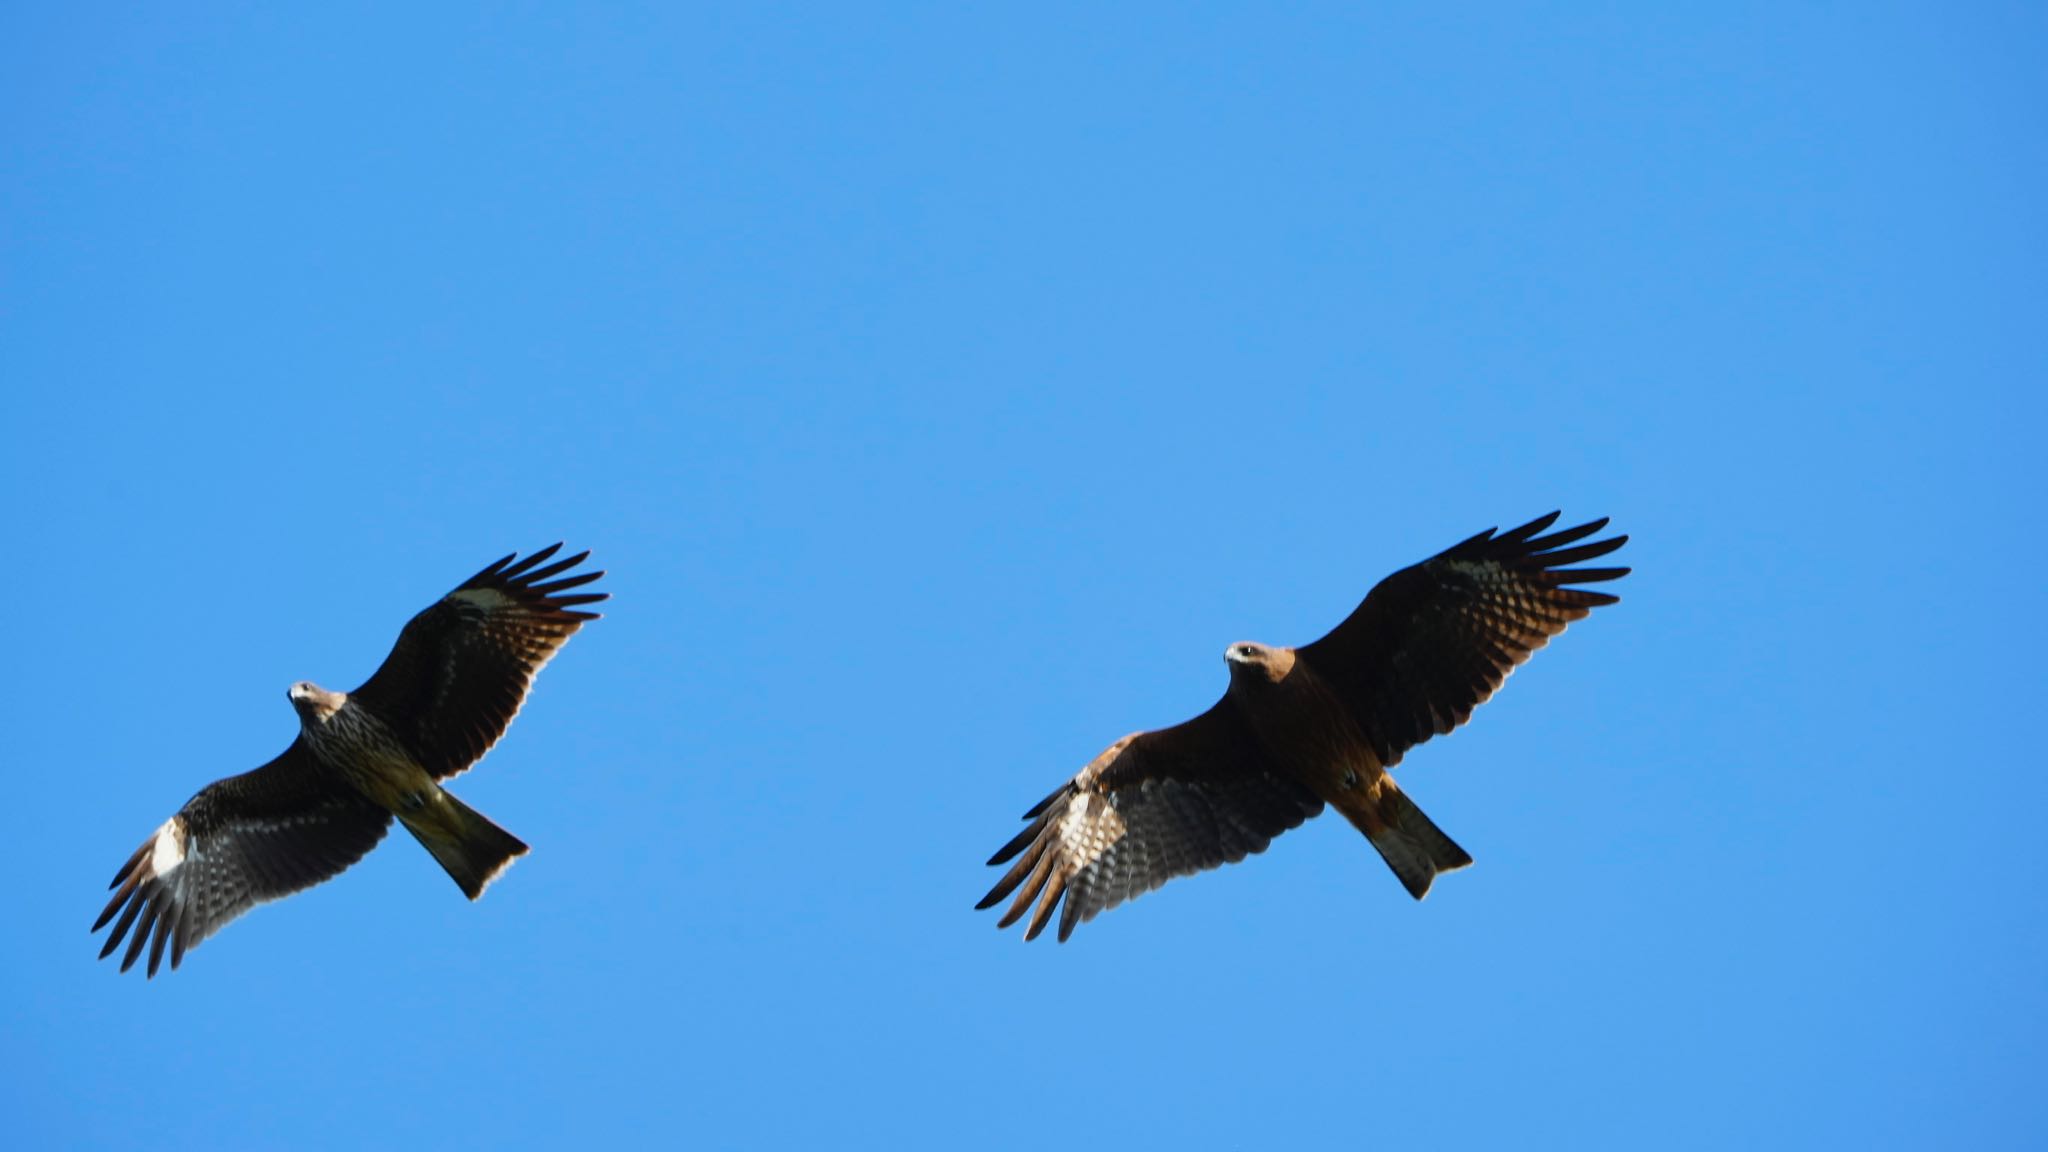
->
{"left": 93, "top": 545, "right": 605, "bottom": 976}
{"left": 978, "top": 512, "right": 1627, "bottom": 941}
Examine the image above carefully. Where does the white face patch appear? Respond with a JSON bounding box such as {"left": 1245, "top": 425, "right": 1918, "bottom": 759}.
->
{"left": 149, "top": 817, "right": 186, "bottom": 877}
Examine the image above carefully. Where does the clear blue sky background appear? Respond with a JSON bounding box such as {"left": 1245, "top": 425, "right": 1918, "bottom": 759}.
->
{"left": 3, "top": 4, "right": 2042, "bottom": 1149}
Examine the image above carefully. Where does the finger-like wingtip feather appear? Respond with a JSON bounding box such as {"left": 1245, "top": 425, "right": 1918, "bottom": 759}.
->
{"left": 1023, "top": 868, "right": 1068, "bottom": 942}
{"left": 1559, "top": 565, "right": 1630, "bottom": 584}
{"left": 107, "top": 841, "right": 149, "bottom": 891}
{"left": 93, "top": 869, "right": 140, "bottom": 932}
{"left": 497, "top": 544, "right": 566, "bottom": 581}
{"left": 997, "top": 845, "right": 1059, "bottom": 930}
{"left": 474, "top": 551, "right": 521, "bottom": 583}
{"left": 120, "top": 893, "right": 159, "bottom": 973}
{"left": 1057, "top": 890, "right": 1084, "bottom": 942}
{"left": 985, "top": 818, "right": 1044, "bottom": 868}
{"left": 1524, "top": 516, "right": 1609, "bottom": 551}
{"left": 170, "top": 905, "right": 191, "bottom": 972}
{"left": 1021, "top": 784, "right": 1069, "bottom": 822}
{"left": 980, "top": 829, "right": 1048, "bottom": 908}
{"left": 1534, "top": 537, "right": 1628, "bottom": 567}
{"left": 1497, "top": 511, "right": 1563, "bottom": 544}
{"left": 98, "top": 880, "right": 147, "bottom": 957}
{"left": 517, "top": 550, "right": 591, "bottom": 585}
{"left": 534, "top": 570, "right": 605, "bottom": 594}
{"left": 147, "top": 903, "right": 174, "bottom": 978}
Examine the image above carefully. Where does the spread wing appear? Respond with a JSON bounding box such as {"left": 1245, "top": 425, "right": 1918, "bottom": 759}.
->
{"left": 92, "top": 741, "right": 393, "bottom": 977}
{"left": 1296, "top": 511, "right": 1628, "bottom": 771}
{"left": 977, "top": 700, "right": 1324, "bottom": 942}
{"left": 348, "top": 545, "right": 606, "bottom": 781}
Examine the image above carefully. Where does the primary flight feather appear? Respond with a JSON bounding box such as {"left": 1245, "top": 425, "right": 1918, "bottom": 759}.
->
{"left": 978, "top": 512, "right": 1627, "bottom": 942}
{"left": 93, "top": 545, "right": 606, "bottom": 977}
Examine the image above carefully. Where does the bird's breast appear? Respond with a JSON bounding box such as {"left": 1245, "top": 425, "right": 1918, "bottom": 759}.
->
{"left": 1230, "top": 669, "right": 1385, "bottom": 801}
{"left": 305, "top": 703, "right": 433, "bottom": 810}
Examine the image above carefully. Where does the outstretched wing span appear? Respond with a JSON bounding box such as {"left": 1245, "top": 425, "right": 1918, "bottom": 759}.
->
{"left": 349, "top": 544, "right": 607, "bottom": 780}
{"left": 1297, "top": 512, "right": 1629, "bottom": 770}
{"left": 92, "top": 742, "right": 392, "bottom": 977}
{"left": 978, "top": 701, "right": 1323, "bottom": 942}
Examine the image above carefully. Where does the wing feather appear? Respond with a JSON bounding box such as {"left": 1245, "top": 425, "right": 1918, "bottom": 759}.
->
{"left": 93, "top": 741, "right": 392, "bottom": 977}
{"left": 1296, "top": 512, "right": 1629, "bottom": 770}
{"left": 978, "top": 700, "right": 1323, "bottom": 941}
{"left": 348, "top": 545, "right": 607, "bottom": 781}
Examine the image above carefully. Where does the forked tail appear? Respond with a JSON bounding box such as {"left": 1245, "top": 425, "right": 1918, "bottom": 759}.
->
{"left": 396, "top": 787, "right": 530, "bottom": 900}
{"left": 1347, "top": 779, "right": 1473, "bottom": 900}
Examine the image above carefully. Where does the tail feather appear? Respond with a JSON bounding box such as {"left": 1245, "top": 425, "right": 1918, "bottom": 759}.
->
{"left": 1359, "top": 780, "right": 1472, "bottom": 900}
{"left": 397, "top": 788, "right": 529, "bottom": 900}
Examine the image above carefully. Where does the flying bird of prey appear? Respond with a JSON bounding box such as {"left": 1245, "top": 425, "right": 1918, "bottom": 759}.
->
{"left": 978, "top": 512, "right": 1627, "bottom": 942}
{"left": 93, "top": 545, "right": 606, "bottom": 977}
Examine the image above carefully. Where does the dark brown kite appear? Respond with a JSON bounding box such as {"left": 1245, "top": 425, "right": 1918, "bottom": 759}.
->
{"left": 93, "top": 545, "right": 606, "bottom": 976}
{"left": 978, "top": 512, "right": 1627, "bottom": 941}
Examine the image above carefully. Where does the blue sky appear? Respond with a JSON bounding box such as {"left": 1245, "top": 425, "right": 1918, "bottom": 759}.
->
{"left": 3, "top": 3, "right": 2042, "bottom": 1148}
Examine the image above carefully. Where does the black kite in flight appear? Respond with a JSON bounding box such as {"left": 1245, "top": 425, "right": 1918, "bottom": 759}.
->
{"left": 978, "top": 512, "right": 1627, "bottom": 941}
{"left": 93, "top": 545, "right": 606, "bottom": 976}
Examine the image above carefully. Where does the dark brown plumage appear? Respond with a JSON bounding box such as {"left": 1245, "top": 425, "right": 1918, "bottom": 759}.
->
{"left": 93, "top": 545, "right": 605, "bottom": 977}
{"left": 979, "top": 512, "right": 1627, "bottom": 942}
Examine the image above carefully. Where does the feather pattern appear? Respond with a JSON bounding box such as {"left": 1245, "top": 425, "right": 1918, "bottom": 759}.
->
{"left": 93, "top": 546, "right": 604, "bottom": 976}
{"left": 979, "top": 513, "right": 1626, "bottom": 941}
{"left": 349, "top": 544, "right": 607, "bottom": 781}
{"left": 977, "top": 703, "right": 1323, "bottom": 941}
{"left": 1297, "top": 512, "right": 1628, "bottom": 769}
{"left": 92, "top": 742, "right": 392, "bottom": 977}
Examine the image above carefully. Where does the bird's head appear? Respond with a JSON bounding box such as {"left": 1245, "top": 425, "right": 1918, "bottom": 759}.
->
{"left": 1224, "top": 641, "right": 1293, "bottom": 685}
{"left": 287, "top": 681, "right": 345, "bottom": 723}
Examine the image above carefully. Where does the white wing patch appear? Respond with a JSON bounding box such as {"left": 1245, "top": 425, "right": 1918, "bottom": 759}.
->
{"left": 149, "top": 817, "right": 186, "bottom": 876}
{"left": 1061, "top": 791, "right": 1126, "bottom": 872}
{"left": 450, "top": 587, "right": 516, "bottom": 610}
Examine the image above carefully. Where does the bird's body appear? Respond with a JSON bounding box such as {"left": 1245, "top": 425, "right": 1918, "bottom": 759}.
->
{"left": 294, "top": 685, "right": 424, "bottom": 808}
{"left": 980, "top": 512, "right": 1628, "bottom": 941}
{"left": 291, "top": 684, "right": 529, "bottom": 900}
{"left": 1224, "top": 643, "right": 1355, "bottom": 788}
{"left": 1222, "top": 643, "right": 1472, "bottom": 899}
{"left": 94, "top": 546, "right": 605, "bottom": 977}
